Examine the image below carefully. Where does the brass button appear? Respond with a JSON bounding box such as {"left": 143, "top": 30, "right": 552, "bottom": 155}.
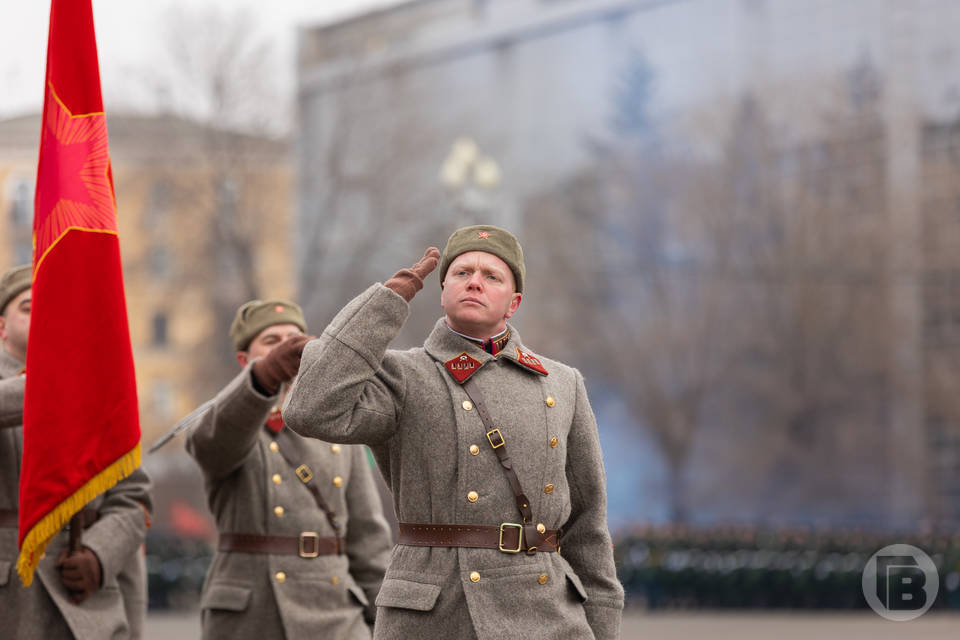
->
{"left": 333, "top": 476, "right": 343, "bottom": 487}
{"left": 469, "top": 444, "right": 480, "bottom": 455}
{"left": 272, "top": 474, "right": 282, "bottom": 485}
{"left": 538, "top": 573, "right": 548, "bottom": 585}
{"left": 550, "top": 437, "right": 558, "bottom": 448}
{"left": 275, "top": 571, "right": 286, "bottom": 583}
{"left": 462, "top": 400, "right": 473, "bottom": 411}
{"left": 467, "top": 491, "right": 479, "bottom": 503}
{"left": 545, "top": 396, "right": 555, "bottom": 407}
{"left": 274, "top": 506, "right": 285, "bottom": 517}
{"left": 469, "top": 571, "right": 480, "bottom": 583}
{"left": 537, "top": 523, "right": 546, "bottom": 534}
{"left": 331, "top": 576, "right": 340, "bottom": 585}
{"left": 544, "top": 484, "right": 554, "bottom": 494}
{"left": 331, "top": 444, "right": 341, "bottom": 454}
{"left": 269, "top": 442, "right": 279, "bottom": 452}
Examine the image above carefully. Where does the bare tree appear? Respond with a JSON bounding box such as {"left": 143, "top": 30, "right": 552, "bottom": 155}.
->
{"left": 523, "top": 56, "right": 904, "bottom": 526}
{"left": 295, "top": 61, "right": 469, "bottom": 343}
{"left": 119, "top": 8, "right": 294, "bottom": 402}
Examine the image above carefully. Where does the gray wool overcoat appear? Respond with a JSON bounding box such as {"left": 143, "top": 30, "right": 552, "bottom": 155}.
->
{"left": 0, "top": 348, "right": 153, "bottom": 640}
{"left": 283, "top": 284, "right": 625, "bottom": 640}
{"left": 185, "top": 364, "right": 392, "bottom": 640}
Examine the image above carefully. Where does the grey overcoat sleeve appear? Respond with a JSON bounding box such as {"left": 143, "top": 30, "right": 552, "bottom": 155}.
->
{"left": 0, "top": 375, "right": 24, "bottom": 429}
{"left": 186, "top": 364, "right": 278, "bottom": 480}
{"left": 562, "top": 370, "right": 625, "bottom": 639}
{"left": 284, "top": 284, "right": 410, "bottom": 445}
{"left": 344, "top": 445, "right": 392, "bottom": 624}
{"left": 83, "top": 466, "right": 153, "bottom": 585}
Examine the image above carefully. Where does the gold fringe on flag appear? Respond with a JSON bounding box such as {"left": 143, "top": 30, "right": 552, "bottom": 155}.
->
{"left": 16, "top": 443, "right": 141, "bottom": 586}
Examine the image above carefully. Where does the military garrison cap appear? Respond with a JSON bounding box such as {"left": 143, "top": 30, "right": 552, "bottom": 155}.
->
{"left": 0, "top": 265, "right": 31, "bottom": 315}
{"left": 439, "top": 224, "right": 525, "bottom": 293}
{"left": 230, "top": 299, "right": 307, "bottom": 351}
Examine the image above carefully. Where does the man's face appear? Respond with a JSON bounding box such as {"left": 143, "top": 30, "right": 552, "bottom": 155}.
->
{"left": 0, "top": 288, "right": 31, "bottom": 361}
{"left": 441, "top": 251, "right": 521, "bottom": 338}
{"left": 236, "top": 323, "right": 304, "bottom": 368}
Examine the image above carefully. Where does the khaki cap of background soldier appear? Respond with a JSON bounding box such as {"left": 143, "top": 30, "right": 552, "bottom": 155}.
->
{"left": 229, "top": 299, "right": 311, "bottom": 395}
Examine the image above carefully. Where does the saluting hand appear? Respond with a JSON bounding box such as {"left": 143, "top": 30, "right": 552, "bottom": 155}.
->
{"left": 56, "top": 547, "right": 102, "bottom": 605}
{"left": 384, "top": 247, "right": 441, "bottom": 302}
{"left": 252, "top": 334, "right": 313, "bottom": 395}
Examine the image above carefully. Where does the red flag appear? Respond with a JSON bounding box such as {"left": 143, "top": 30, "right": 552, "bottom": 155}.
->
{"left": 18, "top": 0, "right": 140, "bottom": 585}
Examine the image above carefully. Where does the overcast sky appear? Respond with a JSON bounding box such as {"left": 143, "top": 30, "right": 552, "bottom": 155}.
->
{"left": 0, "top": 0, "right": 401, "bottom": 120}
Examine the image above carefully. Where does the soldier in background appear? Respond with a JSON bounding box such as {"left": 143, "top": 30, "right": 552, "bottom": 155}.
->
{"left": 184, "top": 299, "right": 391, "bottom": 640}
{"left": 0, "top": 265, "right": 154, "bottom": 639}
{"left": 284, "top": 225, "right": 625, "bottom": 639}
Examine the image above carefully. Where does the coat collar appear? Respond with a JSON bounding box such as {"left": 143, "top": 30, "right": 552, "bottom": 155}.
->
{"left": 0, "top": 348, "right": 24, "bottom": 379}
{"left": 424, "top": 319, "right": 548, "bottom": 384}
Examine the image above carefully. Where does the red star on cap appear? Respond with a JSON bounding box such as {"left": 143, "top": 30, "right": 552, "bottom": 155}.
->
{"left": 274, "top": 305, "right": 285, "bottom": 313}
{"left": 477, "top": 231, "right": 491, "bottom": 239}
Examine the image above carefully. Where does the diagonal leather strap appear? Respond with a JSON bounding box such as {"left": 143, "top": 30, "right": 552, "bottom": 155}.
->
{"left": 461, "top": 377, "right": 533, "bottom": 525}
{"left": 271, "top": 426, "right": 343, "bottom": 551}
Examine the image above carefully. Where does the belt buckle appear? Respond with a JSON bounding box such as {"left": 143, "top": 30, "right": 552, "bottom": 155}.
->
{"left": 498, "top": 522, "right": 523, "bottom": 553}
{"left": 299, "top": 531, "right": 320, "bottom": 558}
{"left": 295, "top": 464, "right": 314, "bottom": 483}
{"left": 486, "top": 428, "right": 505, "bottom": 449}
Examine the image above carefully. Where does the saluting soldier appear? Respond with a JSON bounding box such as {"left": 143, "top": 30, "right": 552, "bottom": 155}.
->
{"left": 283, "top": 225, "right": 625, "bottom": 639}
{"left": 184, "top": 299, "right": 392, "bottom": 640}
{"left": 0, "top": 265, "right": 154, "bottom": 640}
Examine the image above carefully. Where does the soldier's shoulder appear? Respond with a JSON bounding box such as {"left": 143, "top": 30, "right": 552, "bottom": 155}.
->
{"left": 386, "top": 345, "right": 434, "bottom": 369}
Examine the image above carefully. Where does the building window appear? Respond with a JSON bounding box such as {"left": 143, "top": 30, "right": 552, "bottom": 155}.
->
{"left": 152, "top": 313, "right": 169, "bottom": 348}
{"left": 151, "top": 380, "right": 174, "bottom": 420}
{"left": 144, "top": 180, "right": 171, "bottom": 231}
{"left": 7, "top": 178, "right": 33, "bottom": 264}
{"left": 148, "top": 245, "right": 173, "bottom": 280}
{"left": 10, "top": 180, "right": 32, "bottom": 226}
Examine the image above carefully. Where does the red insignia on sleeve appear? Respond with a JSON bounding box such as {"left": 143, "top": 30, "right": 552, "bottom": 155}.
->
{"left": 515, "top": 347, "right": 548, "bottom": 376}
{"left": 444, "top": 352, "right": 483, "bottom": 383}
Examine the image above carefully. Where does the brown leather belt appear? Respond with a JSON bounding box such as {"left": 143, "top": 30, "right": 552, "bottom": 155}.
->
{"left": 219, "top": 533, "right": 345, "bottom": 557}
{"left": 0, "top": 507, "right": 97, "bottom": 530}
{"left": 0, "top": 509, "right": 16, "bottom": 528}
{"left": 398, "top": 522, "right": 560, "bottom": 554}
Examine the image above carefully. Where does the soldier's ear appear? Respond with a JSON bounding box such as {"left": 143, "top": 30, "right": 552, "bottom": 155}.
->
{"left": 236, "top": 351, "right": 249, "bottom": 368}
{"left": 0, "top": 315, "right": 7, "bottom": 342}
{"left": 504, "top": 292, "right": 522, "bottom": 319}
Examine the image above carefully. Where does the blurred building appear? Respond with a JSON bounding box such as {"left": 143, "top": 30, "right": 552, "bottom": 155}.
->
{"left": 297, "top": 0, "right": 960, "bottom": 530}
{"left": 0, "top": 113, "right": 294, "bottom": 446}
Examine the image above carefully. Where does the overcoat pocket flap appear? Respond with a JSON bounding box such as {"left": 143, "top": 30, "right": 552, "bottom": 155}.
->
{"left": 563, "top": 565, "right": 589, "bottom": 603}
{"left": 201, "top": 583, "right": 252, "bottom": 612}
{"left": 375, "top": 578, "right": 441, "bottom": 611}
{"left": 0, "top": 561, "right": 9, "bottom": 587}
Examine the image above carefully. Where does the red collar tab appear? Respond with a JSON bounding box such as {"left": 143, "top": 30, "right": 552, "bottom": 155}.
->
{"left": 266, "top": 407, "right": 285, "bottom": 433}
{"left": 444, "top": 351, "right": 483, "bottom": 383}
{"left": 514, "top": 347, "right": 548, "bottom": 376}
